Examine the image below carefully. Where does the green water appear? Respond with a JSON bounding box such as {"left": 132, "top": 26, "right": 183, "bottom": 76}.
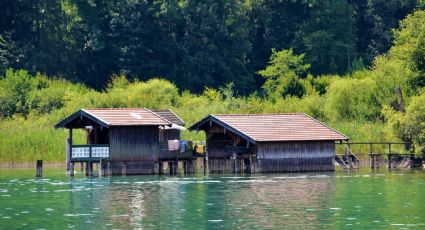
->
{"left": 0, "top": 168, "right": 424, "bottom": 229}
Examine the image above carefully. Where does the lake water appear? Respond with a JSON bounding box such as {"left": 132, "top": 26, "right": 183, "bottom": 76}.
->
{"left": 0, "top": 168, "right": 424, "bottom": 229}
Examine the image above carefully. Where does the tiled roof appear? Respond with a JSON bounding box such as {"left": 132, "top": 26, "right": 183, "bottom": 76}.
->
{"left": 152, "top": 109, "right": 185, "bottom": 126}
{"left": 189, "top": 114, "right": 348, "bottom": 142}
{"left": 55, "top": 108, "right": 171, "bottom": 128}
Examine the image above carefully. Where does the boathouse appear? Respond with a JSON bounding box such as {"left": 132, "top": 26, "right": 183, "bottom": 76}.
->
{"left": 55, "top": 108, "right": 190, "bottom": 175}
{"left": 189, "top": 114, "right": 349, "bottom": 173}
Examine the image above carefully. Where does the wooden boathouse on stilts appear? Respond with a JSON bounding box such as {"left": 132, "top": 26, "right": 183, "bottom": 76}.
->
{"left": 189, "top": 113, "right": 349, "bottom": 173}
{"left": 55, "top": 108, "right": 194, "bottom": 176}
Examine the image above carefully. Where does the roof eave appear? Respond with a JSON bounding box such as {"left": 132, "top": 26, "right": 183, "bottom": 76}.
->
{"left": 189, "top": 115, "right": 257, "bottom": 144}
{"left": 54, "top": 109, "right": 110, "bottom": 129}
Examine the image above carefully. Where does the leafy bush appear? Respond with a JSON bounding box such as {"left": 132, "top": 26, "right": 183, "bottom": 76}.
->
{"left": 325, "top": 77, "right": 381, "bottom": 121}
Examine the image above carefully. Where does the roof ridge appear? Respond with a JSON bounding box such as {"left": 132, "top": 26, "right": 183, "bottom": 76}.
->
{"left": 85, "top": 108, "right": 147, "bottom": 110}
{"left": 212, "top": 113, "right": 305, "bottom": 116}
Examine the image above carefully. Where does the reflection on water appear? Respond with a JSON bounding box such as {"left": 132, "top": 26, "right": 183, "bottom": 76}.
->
{"left": 0, "top": 168, "right": 425, "bottom": 229}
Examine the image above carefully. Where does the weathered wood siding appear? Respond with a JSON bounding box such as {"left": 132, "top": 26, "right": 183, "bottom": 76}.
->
{"left": 256, "top": 141, "right": 334, "bottom": 159}
{"left": 205, "top": 124, "right": 240, "bottom": 158}
{"left": 109, "top": 126, "right": 159, "bottom": 162}
{"left": 207, "top": 139, "right": 233, "bottom": 158}
{"left": 256, "top": 141, "right": 335, "bottom": 172}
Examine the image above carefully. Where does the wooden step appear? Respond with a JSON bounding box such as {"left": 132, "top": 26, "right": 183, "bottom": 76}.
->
{"left": 335, "top": 155, "right": 349, "bottom": 169}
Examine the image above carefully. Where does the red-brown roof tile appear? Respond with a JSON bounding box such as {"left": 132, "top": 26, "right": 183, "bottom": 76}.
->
{"left": 190, "top": 113, "right": 348, "bottom": 142}
{"left": 83, "top": 108, "right": 171, "bottom": 126}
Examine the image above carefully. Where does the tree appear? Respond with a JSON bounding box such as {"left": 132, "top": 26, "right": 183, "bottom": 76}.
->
{"left": 247, "top": 0, "right": 308, "bottom": 88}
{"left": 293, "top": 0, "right": 357, "bottom": 75}
{"left": 177, "top": 0, "right": 254, "bottom": 94}
{"left": 0, "top": 69, "right": 34, "bottom": 118}
{"left": 403, "top": 91, "right": 425, "bottom": 155}
{"left": 354, "top": 0, "right": 418, "bottom": 65}
{"left": 258, "top": 49, "right": 310, "bottom": 99}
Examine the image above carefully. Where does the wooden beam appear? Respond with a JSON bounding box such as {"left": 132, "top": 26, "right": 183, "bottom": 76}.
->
{"left": 337, "top": 142, "right": 407, "bottom": 145}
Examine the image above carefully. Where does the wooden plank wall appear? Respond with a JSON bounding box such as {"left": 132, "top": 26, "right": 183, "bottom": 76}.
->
{"left": 257, "top": 141, "right": 334, "bottom": 159}
{"left": 208, "top": 159, "right": 233, "bottom": 173}
{"left": 109, "top": 126, "right": 159, "bottom": 162}
{"left": 110, "top": 162, "right": 158, "bottom": 175}
{"left": 256, "top": 141, "right": 335, "bottom": 172}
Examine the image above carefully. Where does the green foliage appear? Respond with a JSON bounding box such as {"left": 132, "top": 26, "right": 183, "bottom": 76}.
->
{"left": 3, "top": 9, "right": 425, "bottom": 162}
{"left": 105, "top": 78, "right": 178, "bottom": 109}
{"left": 0, "top": 69, "right": 33, "bottom": 118}
{"left": 403, "top": 92, "right": 425, "bottom": 155}
{"left": 0, "top": 0, "right": 420, "bottom": 93}
{"left": 293, "top": 0, "right": 356, "bottom": 75}
{"left": 325, "top": 77, "right": 381, "bottom": 121}
{"left": 258, "top": 49, "right": 309, "bottom": 99}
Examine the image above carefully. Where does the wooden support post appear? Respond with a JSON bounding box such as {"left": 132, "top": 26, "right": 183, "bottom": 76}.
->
{"left": 369, "top": 143, "right": 374, "bottom": 169}
{"left": 183, "top": 161, "right": 188, "bottom": 174}
{"left": 88, "top": 162, "right": 93, "bottom": 176}
{"left": 80, "top": 162, "right": 84, "bottom": 171}
{"left": 188, "top": 161, "right": 195, "bottom": 174}
{"left": 250, "top": 156, "right": 254, "bottom": 174}
{"left": 99, "top": 159, "right": 107, "bottom": 176}
{"left": 107, "top": 162, "right": 112, "bottom": 175}
{"left": 85, "top": 161, "right": 93, "bottom": 176}
{"left": 388, "top": 143, "right": 392, "bottom": 168}
{"left": 347, "top": 144, "right": 352, "bottom": 167}
{"left": 168, "top": 162, "right": 174, "bottom": 175}
{"left": 121, "top": 162, "right": 127, "bottom": 176}
{"left": 233, "top": 153, "right": 237, "bottom": 173}
{"left": 36, "top": 160, "right": 43, "bottom": 177}
{"left": 205, "top": 145, "right": 209, "bottom": 174}
{"left": 158, "top": 162, "right": 163, "bottom": 175}
{"left": 70, "top": 162, "right": 75, "bottom": 177}
{"left": 66, "top": 129, "right": 73, "bottom": 171}
{"left": 66, "top": 139, "right": 71, "bottom": 171}
{"left": 376, "top": 155, "right": 380, "bottom": 168}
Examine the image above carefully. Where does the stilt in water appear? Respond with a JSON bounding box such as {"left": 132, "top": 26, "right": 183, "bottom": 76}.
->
{"left": 168, "top": 162, "right": 177, "bottom": 175}
{"left": 85, "top": 161, "right": 94, "bottom": 176}
{"left": 66, "top": 138, "right": 71, "bottom": 171}
{"left": 183, "top": 161, "right": 195, "bottom": 174}
{"left": 121, "top": 162, "right": 127, "bottom": 176}
{"left": 99, "top": 159, "right": 108, "bottom": 176}
{"left": 158, "top": 162, "right": 164, "bottom": 175}
{"left": 370, "top": 155, "right": 375, "bottom": 169}
{"left": 36, "top": 160, "right": 43, "bottom": 178}
{"left": 376, "top": 155, "right": 381, "bottom": 168}
{"left": 70, "top": 162, "right": 75, "bottom": 177}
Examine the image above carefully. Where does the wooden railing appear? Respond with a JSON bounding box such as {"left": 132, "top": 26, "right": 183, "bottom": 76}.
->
{"left": 71, "top": 144, "right": 109, "bottom": 160}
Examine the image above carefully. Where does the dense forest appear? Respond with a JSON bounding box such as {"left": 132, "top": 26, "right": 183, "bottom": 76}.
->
{"left": 1, "top": 1, "right": 425, "bottom": 162}
{"left": 1, "top": 0, "right": 423, "bottom": 93}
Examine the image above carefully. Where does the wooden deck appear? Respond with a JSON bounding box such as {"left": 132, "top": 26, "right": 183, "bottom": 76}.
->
{"left": 335, "top": 142, "right": 413, "bottom": 169}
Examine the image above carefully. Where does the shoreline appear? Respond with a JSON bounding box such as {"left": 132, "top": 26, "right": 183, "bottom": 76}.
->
{"left": 0, "top": 162, "right": 65, "bottom": 169}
